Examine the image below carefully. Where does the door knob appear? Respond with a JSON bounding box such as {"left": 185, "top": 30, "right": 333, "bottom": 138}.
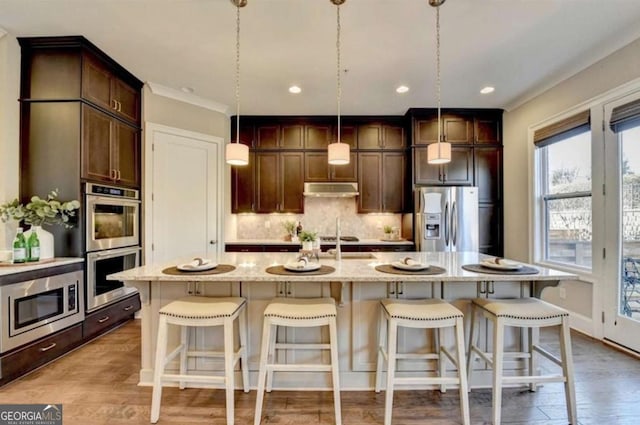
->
{"left": 210, "top": 240, "right": 217, "bottom": 245}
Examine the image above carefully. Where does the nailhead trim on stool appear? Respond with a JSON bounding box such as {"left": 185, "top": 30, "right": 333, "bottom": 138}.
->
{"left": 151, "top": 296, "right": 249, "bottom": 425}
{"left": 254, "top": 297, "right": 342, "bottom": 425}
{"left": 467, "top": 297, "right": 577, "bottom": 425}
{"left": 375, "top": 298, "right": 470, "bottom": 425}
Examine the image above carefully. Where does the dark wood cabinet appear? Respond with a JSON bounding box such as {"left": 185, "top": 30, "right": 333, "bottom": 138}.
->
{"left": 414, "top": 146, "right": 473, "bottom": 185}
{"left": 474, "top": 114, "right": 501, "bottom": 144}
{"left": 357, "top": 123, "right": 406, "bottom": 149}
{"left": 225, "top": 243, "right": 415, "bottom": 252}
{"left": 333, "top": 124, "right": 357, "bottom": 148}
{"left": 230, "top": 119, "right": 255, "bottom": 147}
{"left": 358, "top": 152, "right": 406, "bottom": 213}
{"left": 256, "top": 124, "right": 304, "bottom": 149}
{"left": 256, "top": 152, "right": 303, "bottom": 213}
{"left": 475, "top": 147, "right": 502, "bottom": 203}
{"left": 231, "top": 153, "right": 255, "bottom": 213}
{"left": 304, "top": 152, "right": 357, "bottom": 182}
{"left": 83, "top": 293, "right": 141, "bottom": 340}
{"left": 81, "top": 105, "right": 140, "bottom": 187}
{"left": 305, "top": 124, "right": 332, "bottom": 149}
{"left": 413, "top": 113, "right": 473, "bottom": 145}
{"left": 479, "top": 204, "right": 502, "bottom": 256}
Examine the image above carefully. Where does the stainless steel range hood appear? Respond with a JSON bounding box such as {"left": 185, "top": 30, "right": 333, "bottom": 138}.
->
{"left": 303, "top": 182, "right": 359, "bottom": 197}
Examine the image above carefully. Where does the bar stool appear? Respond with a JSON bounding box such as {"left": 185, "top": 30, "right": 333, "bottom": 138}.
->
{"left": 150, "top": 296, "right": 249, "bottom": 425}
{"left": 467, "top": 297, "right": 577, "bottom": 425}
{"left": 375, "top": 298, "right": 470, "bottom": 425}
{"left": 254, "top": 297, "right": 341, "bottom": 425}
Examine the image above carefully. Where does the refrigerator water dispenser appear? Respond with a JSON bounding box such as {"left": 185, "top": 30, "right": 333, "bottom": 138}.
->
{"left": 424, "top": 214, "right": 441, "bottom": 239}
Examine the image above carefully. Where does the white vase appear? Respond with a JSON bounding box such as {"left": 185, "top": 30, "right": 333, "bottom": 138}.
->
{"left": 302, "top": 241, "right": 314, "bottom": 251}
{"left": 24, "top": 225, "right": 54, "bottom": 260}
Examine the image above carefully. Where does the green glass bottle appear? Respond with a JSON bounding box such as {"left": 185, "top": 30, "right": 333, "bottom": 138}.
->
{"left": 12, "top": 227, "right": 27, "bottom": 264}
{"left": 27, "top": 230, "right": 40, "bottom": 262}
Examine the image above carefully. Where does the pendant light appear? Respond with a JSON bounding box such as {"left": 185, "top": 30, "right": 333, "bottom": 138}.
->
{"left": 225, "top": 0, "right": 249, "bottom": 166}
{"left": 327, "top": 0, "right": 350, "bottom": 165}
{"left": 427, "top": 0, "right": 451, "bottom": 165}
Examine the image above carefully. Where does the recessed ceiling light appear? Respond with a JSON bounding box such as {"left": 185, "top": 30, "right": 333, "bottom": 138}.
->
{"left": 181, "top": 87, "right": 194, "bottom": 94}
{"left": 289, "top": 85, "right": 302, "bottom": 94}
{"left": 480, "top": 86, "right": 495, "bottom": 94}
{"left": 396, "top": 85, "right": 410, "bottom": 94}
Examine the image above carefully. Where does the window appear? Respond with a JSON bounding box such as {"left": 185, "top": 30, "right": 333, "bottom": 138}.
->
{"left": 535, "top": 111, "right": 592, "bottom": 268}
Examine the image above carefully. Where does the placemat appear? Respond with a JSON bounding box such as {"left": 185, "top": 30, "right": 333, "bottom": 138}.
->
{"left": 162, "top": 264, "right": 236, "bottom": 275}
{"left": 461, "top": 264, "right": 540, "bottom": 275}
{"left": 375, "top": 264, "right": 446, "bottom": 275}
{"left": 266, "top": 265, "right": 335, "bottom": 276}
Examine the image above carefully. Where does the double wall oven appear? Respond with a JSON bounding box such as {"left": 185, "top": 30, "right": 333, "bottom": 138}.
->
{"left": 85, "top": 183, "right": 140, "bottom": 312}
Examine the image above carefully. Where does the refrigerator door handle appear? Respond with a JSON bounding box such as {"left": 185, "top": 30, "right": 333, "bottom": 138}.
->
{"left": 444, "top": 201, "right": 450, "bottom": 247}
{"left": 452, "top": 201, "right": 457, "bottom": 247}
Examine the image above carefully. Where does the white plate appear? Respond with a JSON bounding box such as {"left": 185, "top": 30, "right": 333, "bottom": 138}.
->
{"left": 391, "top": 261, "right": 429, "bottom": 271}
{"left": 481, "top": 260, "right": 522, "bottom": 271}
{"left": 284, "top": 262, "right": 322, "bottom": 272}
{"left": 177, "top": 261, "right": 218, "bottom": 272}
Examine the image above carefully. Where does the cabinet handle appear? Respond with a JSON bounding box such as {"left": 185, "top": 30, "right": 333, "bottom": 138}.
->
{"left": 112, "top": 99, "right": 118, "bottom": 110}
{"left": 397, "top": 282, "right": 404, "bottom": 295}
{"left": 39, "top": 342, "right": 57, "bottom": 352}
{"left": 123, "top": 305, "right": 134, "bottom": 311}
{"left": 118, "top": 100, "right": 122, "bottom": 112}
{"left": 97, "top": 316, "right": 110, "bottom": 323}
{"left": 286, "top": 281, "right": 292, "bottom": 296}
{"left": 116, "top": 170, "right": 121, "bottom": 181}
{"left": 110, "top": 169, "right": 116, "bottom": 180}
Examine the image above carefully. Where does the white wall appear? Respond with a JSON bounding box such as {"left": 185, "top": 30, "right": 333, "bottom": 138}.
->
{"left": 504, "top": 37, "right": 640, "bottom": 328}
{"left": 0, "top": 33, "right": 21, "bottom": 249}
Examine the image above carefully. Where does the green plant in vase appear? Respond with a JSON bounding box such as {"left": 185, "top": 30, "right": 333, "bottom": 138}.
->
{"left": 383, "top": 225, "right": 393, "bottom": 238}
{"left": 282, "top": 220, "right": 297, "bottom": 241}
{"left": 298, "top": 230, "right": 317, "bottom": 250}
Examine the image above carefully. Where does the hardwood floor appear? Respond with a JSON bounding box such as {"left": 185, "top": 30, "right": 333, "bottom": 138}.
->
{"left": 0, "top": 320, "right": 639, "bottom": 424}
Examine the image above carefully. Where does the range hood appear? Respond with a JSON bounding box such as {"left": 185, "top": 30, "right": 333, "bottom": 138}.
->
{"left": 303, "top": 182, "right": 359, "bottom": 197}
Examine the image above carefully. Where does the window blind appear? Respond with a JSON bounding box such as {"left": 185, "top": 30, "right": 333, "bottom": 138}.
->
{"left": 533, "top": 110, "right": 590, "bottom": 148}
{"left": 610, "top": 98, "right": 640, "bottom": 133}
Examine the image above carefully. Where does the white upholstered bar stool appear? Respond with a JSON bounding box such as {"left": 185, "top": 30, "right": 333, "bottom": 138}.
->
{"left": 375, "top": 298, "right": 470, "bottom": 425}
{"left": 150, "top": 296, "right": 249, "bottom": 425}
{"left": 467, "top": 297, "right": 577, "bottom": 425}
{"left": 254, "top": 297, "right": 341, "bottom": 425}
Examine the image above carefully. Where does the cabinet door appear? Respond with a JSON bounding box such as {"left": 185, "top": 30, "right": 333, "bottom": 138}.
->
{"left": 113, "top": 78, "right": 140, "bottom": 124}
{"left": 305, "top": 124, "right": 332, "bottom": 149}
{"left": 382, "top": 125, "right": 405, "bottom": 149}
{"left": 81, "top": 105, "right": 113, "bottom": 183}
{"left": 113, "top": 120, "right": 140, "bottom": 188}
{"left": 357, "top": 124, "right": 382, "bottom": 149}
{"left": 358, "top": 152, "right": 382, "bottom": 212}
{"left": 82, "top": 55, "right": 112, "bottom": 112}
{"left": 331, "top": 153, "right": 357, "bottom": 181}
{"left": 304, "top": 152, "right": 330, "bottom": 182}
{"left": 231, "top": 152, "right": 255, "bottom": 213}
{"left": 479, "top": 203, "right": 502, "bottom": 256}
{"left": 414, "top": 147, "right": 442, "bottom": 184}
{"left": 280, "top": 152, "right": 304, "bottom": 213}
{"left": 333, "top": 124, "right": 357, "bottom": 148}
{"left": 256, "top": 125, "right": 280, "bottom": 149}
{"left": 443, "top": 114, "right": 474, "bottom": 144}
{"left": 474, "top": 115, "right": 501, "bottom": 144}
{"left": 255, "top": 152, "right": 279, "bottom": 212}
{"left": 281, "top": 125, "right": 304, "bottom": 149}
{"left": 382, "top": 152, "right": 406, "bottom": 212}
{"left": 414, "top": 117, "right": 439, "bottom": 145}
{"left": 231, "top": 120, "right": 255, "bottom": 147}
{"left": 443, "top": 147, "right": 473, "bottom": 185}
{"left": 475, "top": 147, "right": 501, "bottom": 203}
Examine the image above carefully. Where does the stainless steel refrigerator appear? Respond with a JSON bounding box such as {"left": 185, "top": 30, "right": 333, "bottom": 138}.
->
{"left": 415, "top": 186, "right": 479, "bottom": 252}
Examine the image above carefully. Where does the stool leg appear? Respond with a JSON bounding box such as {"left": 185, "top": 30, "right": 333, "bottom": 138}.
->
{"left": 375, "top": 306, "right": 387, "bottom": 393}
{"left": 437, "top": 327, "right": 447, "bottom": 393}
{"left": 492, "top": 317, "right": 505, "bottom": 425}
{"left": 466, "top": 303, "right": 478, "bottom": 390}
{"left": 384, "top": 318, "right": 398, "bottom": 425}
{"left": 239, "top": 305, "right": 250, "bottom": 393}
{"left": 224, "top": 317, "right": 236, "bottom": 425}
{"left": 150, "top": 316, "right": 168, "bottom": 424}
{"left": 266, "top": 323, "right": 278, "bottom": 392}
{"left": 559, "top": 317, "right": 577, "bottom": 425}
{"left": 179, "top": 325, "right": 188, "bottom": 390}
{"left": 329, "top": 316, "right": 342, "bottom": 425}
{"left": 454, "top": 317, "right": 471, "bottom": 425}
{"left": 254, "top": 319, "right": 273, "bottom": 425}
{"left": 529, "top": 327, "right": 540, "bottom": 392}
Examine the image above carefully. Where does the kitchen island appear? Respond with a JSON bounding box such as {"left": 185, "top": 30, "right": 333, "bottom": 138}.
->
{"left": 111, "top": 251, "right": 577, "bottom": 389}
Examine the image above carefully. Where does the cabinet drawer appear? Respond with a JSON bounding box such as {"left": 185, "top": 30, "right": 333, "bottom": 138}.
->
{"left": 0, "top": 323, "right": 83, "bottom": 385}
{"left": 225, "top": 244, "right": 264, "bottom": 252}
{"left": 83, "top": 294, "right": 140, "bottom": 339}
{"left": 265, "top": 245, "right": 300, "bottom": 253}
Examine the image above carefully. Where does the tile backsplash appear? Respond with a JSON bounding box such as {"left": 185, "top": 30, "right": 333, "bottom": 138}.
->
{"left": 234, "top": 198, "right": 404, "bottom": 240}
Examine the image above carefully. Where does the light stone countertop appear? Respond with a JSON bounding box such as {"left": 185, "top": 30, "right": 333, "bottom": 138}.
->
{"left": 0, "top": 257, "right": 84, "bottom": 277}
{"left": 110, "top": 251, "right": 576, "bottom": 283}
{"left": 225, "top": 238, "right": 414, "bottom": 246}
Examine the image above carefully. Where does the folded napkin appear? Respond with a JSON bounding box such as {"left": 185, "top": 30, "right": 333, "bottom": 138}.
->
{"left": 482, "top": 257, "right": 520, "bottom": 267}
{"left": 293, "top": 256, "right": 309, "bottom": 269}
{"left": 401, "top": 257, "right": 422, "bottom": 266}
{"left": 182, "top": 258, "right": 212, "bottom": 269}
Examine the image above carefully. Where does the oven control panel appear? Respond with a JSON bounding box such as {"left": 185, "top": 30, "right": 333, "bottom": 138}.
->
{"left": 86, "top": 183, "right": 138, "bottom": 200}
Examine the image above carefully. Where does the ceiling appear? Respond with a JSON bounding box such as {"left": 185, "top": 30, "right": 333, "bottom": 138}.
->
{"left": 1, "top": 0, "right": 640, "bottom": 116}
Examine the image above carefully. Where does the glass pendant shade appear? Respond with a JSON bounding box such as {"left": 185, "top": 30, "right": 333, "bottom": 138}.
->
{"left": 225, "top": 142, "right": 249, "bottom": 166}
{"left": 328, "top": 142, "right": 350, "bottom": 165}
{"left": 427, "top": 141, "right": 451, "bottom": 164}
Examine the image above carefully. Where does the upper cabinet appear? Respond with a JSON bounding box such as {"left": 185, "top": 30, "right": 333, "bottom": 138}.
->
{"left": 357, "top": 121, "right": 406, "bottom": 150}
{"left": 410, "top": 109, "right": 501, "bottom": 146}
{"left": 256, "top": 124, "right": 304, "bottom": 149}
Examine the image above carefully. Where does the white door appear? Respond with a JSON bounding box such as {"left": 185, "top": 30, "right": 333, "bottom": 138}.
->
{"left": 147, "top": 124, "right": 223, "bottom": 264}
{"left": 603, "top": 92, "right": 640, "bottom": 352}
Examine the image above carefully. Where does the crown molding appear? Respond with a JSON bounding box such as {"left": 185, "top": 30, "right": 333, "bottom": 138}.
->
{"left": 146, "top": 81, "right": 230, "bottom": 116}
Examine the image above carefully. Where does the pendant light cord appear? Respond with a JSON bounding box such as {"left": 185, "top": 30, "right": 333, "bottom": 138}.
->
{"left": 436, "top": 4, "right": 442, "bottom": 145}
{"left": 336, "top": 4, "right": 342, "bottom": 144}
{"left": 235, "top": 4, "right": 241, "bottom": 144}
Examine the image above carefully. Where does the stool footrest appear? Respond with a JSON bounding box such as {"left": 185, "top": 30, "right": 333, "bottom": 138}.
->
{"left": 441, "top": 347, "right": 457, "bottom": 365}
{"left": 274, "top": 343, "right": 330, "bottom": 350}
{"left": 266, "top": 364, "right": 333, "bottom": 372}
{"left": 395, "top": 352, "right": 440, "bottom": 360}
{"left": 502, "top": 374, "right": 566, "bottom": 385}
{"left": 532, "top": 345, "right": 562, "bottom": 366}
{"left": 162, "top": 373, "right": 226, "bottom": 383}
{"left": 394, "top": 376, "right": 460, "bottom": 386}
